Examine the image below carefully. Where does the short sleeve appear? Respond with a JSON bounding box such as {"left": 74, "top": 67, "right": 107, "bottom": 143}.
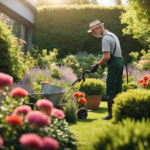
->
{"left": 102, "top": 38, "right": 111, "bottom": 52}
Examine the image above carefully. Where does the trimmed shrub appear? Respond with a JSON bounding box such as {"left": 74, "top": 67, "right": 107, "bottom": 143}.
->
{"left": 122, "top": 81, "right": 138, "bottom": 92}
{"left": 85, "top": 118, "right": 150, "bottom": 150}
{"left": 112, "top": 89, "right": 150, "bottom": 122}
{"left": 79, "top": 78, "right": 105, "bottom": 95}
{"left": 33, "top": 5, "right": 142, "bottom": 62}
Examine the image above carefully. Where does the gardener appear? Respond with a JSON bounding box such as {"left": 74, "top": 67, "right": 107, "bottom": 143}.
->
{"left": 87, "top": 20, "right": 123, "bottom": 120}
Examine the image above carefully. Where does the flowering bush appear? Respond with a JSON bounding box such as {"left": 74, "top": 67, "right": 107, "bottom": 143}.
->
{"left": 0, "top": 73, "right": 77, "bottom": 150}
{"left": 137, "top": 74, "right": 150, "bottom": 89}
{"left": 73, "top": 92, "right": 87, "bottom": 108}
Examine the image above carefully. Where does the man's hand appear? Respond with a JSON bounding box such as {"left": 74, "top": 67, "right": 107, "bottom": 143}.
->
{"left": 90, "top": 63, "right": 99, "bottom": 73}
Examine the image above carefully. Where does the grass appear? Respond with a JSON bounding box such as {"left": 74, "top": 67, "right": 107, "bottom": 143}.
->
{"left": 70, "top": 101, "right": 112, "bottom": 150}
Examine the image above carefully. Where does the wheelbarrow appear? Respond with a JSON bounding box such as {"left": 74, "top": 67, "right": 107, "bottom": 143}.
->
{"left": 27, "top": 69, "right": 105, "bottom": 119}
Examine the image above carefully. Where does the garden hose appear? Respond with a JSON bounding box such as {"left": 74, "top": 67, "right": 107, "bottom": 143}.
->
{"left": 122, "top": 57, "right": 128, "bottom": 84}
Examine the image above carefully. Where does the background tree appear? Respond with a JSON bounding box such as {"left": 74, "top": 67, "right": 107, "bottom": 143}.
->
{"left": 115, "top": 0, "right": 122, "bottom": 5}
{"left": 28, "top": 0, "right": 98, "bottom": 7}
{"left": 120, "top": 0, "right": 150, "bottom": 49}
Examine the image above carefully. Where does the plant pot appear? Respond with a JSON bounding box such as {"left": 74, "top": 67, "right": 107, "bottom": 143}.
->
{"left": 84, "top": 95, "right": 102, "bottom": 110}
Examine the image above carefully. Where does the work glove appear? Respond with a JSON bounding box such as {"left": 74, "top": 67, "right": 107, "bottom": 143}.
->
{"left": 90, "top": 63, "right": 99, "bottom": 73}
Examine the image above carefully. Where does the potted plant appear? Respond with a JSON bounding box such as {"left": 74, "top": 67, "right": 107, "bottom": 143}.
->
{"left": 79, "top": 78, "right": 105, "bottom": 110}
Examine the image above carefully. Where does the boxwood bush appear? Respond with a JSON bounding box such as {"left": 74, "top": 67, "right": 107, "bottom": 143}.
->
{"left": 73, "top": 78, "right": 105, "bottom": 96}
{"left": 122, "top": 81, "right": 138, "bottom": 92}
{"left": 112, "top": 89, "right": 150, "bottom": 122}
{"left": 85, "top": 118, "right": 150, "bottom": 150}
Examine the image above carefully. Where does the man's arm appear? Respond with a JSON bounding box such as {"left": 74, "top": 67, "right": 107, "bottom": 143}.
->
{"left": 98, "top": 51, "right": 110, "bottom": 66}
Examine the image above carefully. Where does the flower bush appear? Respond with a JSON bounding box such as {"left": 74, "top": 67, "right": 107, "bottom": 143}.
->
{"left": 73, "top": 92, "right": 87, "bottom": 109}
{"left": 137, "top": 74, "right": 150, "bottom": 89}
{"left": 0, "top": 73, "right": 77, "bottom": 150}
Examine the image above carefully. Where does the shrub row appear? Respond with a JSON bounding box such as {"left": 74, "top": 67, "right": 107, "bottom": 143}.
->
{"left": 33, "top": 5, "right": 143, "bottom": 62}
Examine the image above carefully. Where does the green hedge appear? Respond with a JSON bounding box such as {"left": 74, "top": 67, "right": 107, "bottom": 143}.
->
{"left": 33, "top": 5, "right": 143, "bottom": 62}
{"left": 85, "top": 118, "right": 150, "bottom": 150}
{"left": 112, "top": 89, "right": 150, "bottom": 122}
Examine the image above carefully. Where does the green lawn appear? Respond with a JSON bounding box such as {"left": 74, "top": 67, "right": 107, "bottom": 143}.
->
{"left": 70, "top": 101, "right": 112, "bottom": 149}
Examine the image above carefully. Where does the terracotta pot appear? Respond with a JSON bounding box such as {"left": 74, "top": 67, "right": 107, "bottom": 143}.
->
{"left": 84, "top": 95, "right": 102, "bottom": 110}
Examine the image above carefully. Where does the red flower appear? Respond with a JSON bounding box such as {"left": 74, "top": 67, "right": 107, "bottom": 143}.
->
{"left": 137, "top": 79, "right": 143, "bottom": 84}
{"left": 73, "top": 92, "right": 80, "bottom": 98}
{"left": 41, "top": 137, "right": 59, "bottom": 150}
{"left": 28, "top": 50, "right": 30, "bottom": 52}
{"left": 6, "top": 115, "right": 23, "bottom": 126}
{"left": 0, "top": 135, "right": 4, "bottom": 147}
{"left": 0, "top": 73, "right": 13, "bottom": 87}
{"left": 19, "top": 133, "right": 43, "bottom": 149}
{"left": 36, "top": 99, "right": 53, "bottom": 113}
{"left": 9, "top": 88, "right": 28, "bottom": 98}
{"left": 143, "top": 75, "right": 148, "bottom": 81}
{"left": 50, "top": 109, "right": 65, "bottom": 119}
{"left": 19, "top": 39, "right": 23, "bottom": 42}
{"left": 122, "top": 72, "right": 126, "bottom": 76}
{"left": 19, "top": 53, "right": 22, "bottom": 56}
{"left": 25, "top": 111, "right": 51, "bottom": 127}
{"left": 43, "top": 81, "right": 50, "bottom": 84}
{"left": 142, "top": 82, "right": 147, "bottom": 88}
{"left": 79, "top": 93, "right": 84, "bottom": 98}
{"left": 22, "top": 40, "right": 27, "bottom": 44}
{"left": 78, "top": 98, "right": 87, "bottom": 104}
{"left": 139, "top": 57, "right": 141, "bottom": 59}
{"left": 14, "top": 105, "right": 32, "bottom": 115}
{"left": 14, "top": 40, "right": 18, "bottom": 43}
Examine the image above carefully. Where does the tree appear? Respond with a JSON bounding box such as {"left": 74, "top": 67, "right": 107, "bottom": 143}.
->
{"left": 120, "top": 0, "right": 150, "bottom": 48}
{"left": 115, "top": 0, "right": 122, "bottom": 5}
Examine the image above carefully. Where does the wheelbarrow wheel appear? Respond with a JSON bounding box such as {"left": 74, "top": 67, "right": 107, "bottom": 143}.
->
{"left": 77, "top": 108, "right": 87, "bottom": 119}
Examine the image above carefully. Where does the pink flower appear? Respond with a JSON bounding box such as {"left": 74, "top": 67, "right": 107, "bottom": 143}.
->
{"left": 14, "top": 40, "right": 18, "bottom": 43}
{"left": 50, "top": 109, "right": 65, "bottom": 119}
{"left": 41, "top": 137, "right": 59, "bottom": 150}
{"left": 6, "top": 19, "right": 10, "bottom": 22}
{"left": 0, "top": 73, "right": 13, "bottom": 87}
{"left": 19, "top": 133, "right": 43, "bottom": 149}
{"left": 25, "top": 111, "right": 51, "bottom": 127}
{"left": 9, "top": 88, "right": 28, "bottom": 98}
{"left": 0, "top": 135, "right": 4, "bottom": 147}
{"left": 10, "top": 25, "right": 13, "bottom": 28}
{"left": 18, "top": 46, "right": 21, "bottom": 48}
{"left": 3, "top": 21, "right": 6, "bottom": 23}
{"left": 19, "top": 53, "right": 22, "bottom": 56}
{"left": 36, "top": 99, "right": 53, "bottom": 113}
{"left": 14, "top": 105, "right": 32, "bottom": 115}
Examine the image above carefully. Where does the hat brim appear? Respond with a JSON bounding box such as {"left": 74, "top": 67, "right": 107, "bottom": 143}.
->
{"left": 87, "top": 23, "right": 104, "bottom": 33}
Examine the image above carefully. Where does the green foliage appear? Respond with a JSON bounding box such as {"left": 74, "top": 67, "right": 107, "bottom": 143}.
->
{"left": 62, "top": 53, "right": 105, "bottom": 78}
{"left": 85, "top": 118, "right": 150, "bottom": 150}
{"left": 112, "top": 89, "right": 150, "bottom": 122}
{"left": 120, "top": 0, "right": 150, "bottom": 49}
{"left": 64, "top": 98, "right": 77, "bottom": 123}
{"left": 79, "top": 78, "right": 105, "bottom": 95}
{"left": 33, "top": 5, "right": 142, "bottom": 62}
{"left": 0, "top": 20, "right": 25, "bottom": 81}
{"left": 122, "top": 81, "right": 138, "bottom": 92}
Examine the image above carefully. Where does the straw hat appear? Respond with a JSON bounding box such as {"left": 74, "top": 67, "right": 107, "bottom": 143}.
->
{"left": 87, "top": 20, "right": 104, "bottom": 33}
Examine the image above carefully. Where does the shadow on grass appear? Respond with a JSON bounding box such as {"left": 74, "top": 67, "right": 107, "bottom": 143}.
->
{"left": 70, "top": 118, "right": 97, "bottom": 125}
{"left": 90, "top": 107, "right": 107, "bottom": 114}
